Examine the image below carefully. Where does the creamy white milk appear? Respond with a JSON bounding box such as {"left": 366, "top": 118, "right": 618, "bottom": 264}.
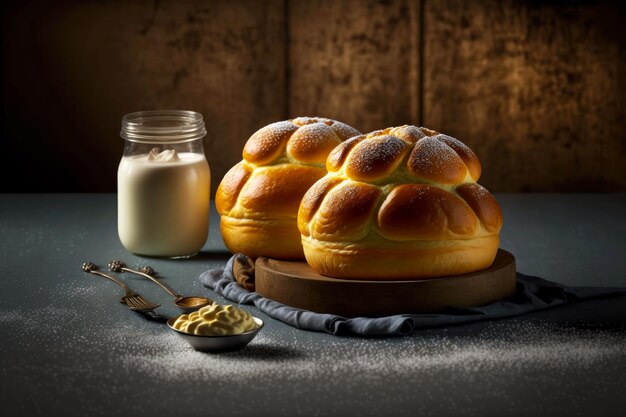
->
{"left": 117, "top": 150, "right": 210, "bottom": 257}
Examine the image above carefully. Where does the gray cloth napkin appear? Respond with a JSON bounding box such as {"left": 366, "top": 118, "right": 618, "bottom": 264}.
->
{"left": 199, "top": 254, "right": 626, "bottom": 337}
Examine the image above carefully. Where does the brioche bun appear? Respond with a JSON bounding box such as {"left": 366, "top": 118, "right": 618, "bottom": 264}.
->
{"left": 298, "top": 126, "right": 503, "bottom": 279}
{"left": 216, "top": 117, "right": 360, "bottom": 259}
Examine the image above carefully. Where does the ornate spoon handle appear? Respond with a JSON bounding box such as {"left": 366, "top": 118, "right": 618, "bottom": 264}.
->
{"left": 83, "top": 262, "right": 135, "bottom": 296}
{"left": 109, "top": 261, "right": 181, "bottom": 299}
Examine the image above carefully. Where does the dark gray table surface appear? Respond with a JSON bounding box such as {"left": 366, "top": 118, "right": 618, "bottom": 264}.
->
{"left": 1, "top": 193, "right": 625, "bottom": 417}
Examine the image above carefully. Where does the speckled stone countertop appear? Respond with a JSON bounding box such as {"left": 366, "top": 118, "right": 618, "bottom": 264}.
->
{"left": 1, "top": 194, "right": 625, "bottom": 417}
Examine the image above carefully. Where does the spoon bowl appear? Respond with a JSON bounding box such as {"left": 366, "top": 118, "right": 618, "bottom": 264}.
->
{"left": 174, "top": 296, "right": 212, "bottom": 313}
{"left": 109, "top": 261, "right": 213, "bottom": 312}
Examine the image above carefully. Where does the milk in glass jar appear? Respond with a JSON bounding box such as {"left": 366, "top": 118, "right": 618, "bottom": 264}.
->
{"left": 118, "top": 110, "right": 210, "bottom": 258}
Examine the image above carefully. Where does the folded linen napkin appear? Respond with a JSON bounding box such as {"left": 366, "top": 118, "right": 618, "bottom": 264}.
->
{"left": 199, "top": 254, "right": 626, "bottom": 337}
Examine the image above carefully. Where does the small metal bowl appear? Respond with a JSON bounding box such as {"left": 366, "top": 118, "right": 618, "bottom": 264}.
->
{"left": 166, "top": 317, "right": 264, "bottom": 353}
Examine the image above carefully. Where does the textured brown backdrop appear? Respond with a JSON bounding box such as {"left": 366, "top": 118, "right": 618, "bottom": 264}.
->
{"left": 2, "top": 0, "right": 625, "bottom": 193}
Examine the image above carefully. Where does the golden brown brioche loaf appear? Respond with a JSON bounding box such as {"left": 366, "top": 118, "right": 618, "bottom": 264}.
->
{"left": 298, "top": 125, "right": 503, "bottom": 279}
{"left": 216, "top": 117, "right": 360, "bottom": 259}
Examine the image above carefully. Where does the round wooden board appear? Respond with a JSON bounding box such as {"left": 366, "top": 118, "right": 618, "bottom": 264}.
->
{"left": 255, "top": 249, "right": 517, "bottom": 317}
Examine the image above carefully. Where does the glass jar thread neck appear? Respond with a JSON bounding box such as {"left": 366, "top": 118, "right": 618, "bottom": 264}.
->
{"left": 120, "top": 110, "right": 207, "bottom": 144}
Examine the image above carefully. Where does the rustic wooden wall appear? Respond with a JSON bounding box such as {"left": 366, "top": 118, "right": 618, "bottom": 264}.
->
{"left": 288, "top": 0, "right": 421, "bottom": 133}
{"left": 2, "top": 0, "right": 625, "bottom": 193}
{"left": 2, "top": 0, "right": 286, "bottom": 192}
{"left": 423, "top": 0, "right": 626, "bottom": 192}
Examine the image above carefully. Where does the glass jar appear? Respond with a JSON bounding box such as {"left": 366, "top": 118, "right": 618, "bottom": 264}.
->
{"left": 118, "top": 110, "right": 210, "bottom": 258}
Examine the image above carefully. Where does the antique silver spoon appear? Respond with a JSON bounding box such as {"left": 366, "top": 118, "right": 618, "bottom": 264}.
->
{"left": 108, "top": 261, "right": 212, "bottom": 313}
{"left": 82, "top": 262, "right": 160, "bottom": 312}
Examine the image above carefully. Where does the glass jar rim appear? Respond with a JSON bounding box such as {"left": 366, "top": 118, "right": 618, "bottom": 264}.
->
{"left": 120, "top": 110, "right": 207, "bottom": 143}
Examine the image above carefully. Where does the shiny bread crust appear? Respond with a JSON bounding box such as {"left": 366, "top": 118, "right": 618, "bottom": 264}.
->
{"left": 298, "top": 125, "right": 502, "bottom": 279}
{"left": 216, "top": 117, "right": 360, "bottom": 259}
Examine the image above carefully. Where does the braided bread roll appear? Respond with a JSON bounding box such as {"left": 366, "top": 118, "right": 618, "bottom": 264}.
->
{"left": 216, "top": 117, "right": 360, "bottom": 259}
{"left": 298, "top": 126, "right": 503, "bottom": 279}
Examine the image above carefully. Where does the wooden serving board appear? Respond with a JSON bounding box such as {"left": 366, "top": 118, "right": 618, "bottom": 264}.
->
{"left": 255, "top": 249, "right": 516, "bottom": 317}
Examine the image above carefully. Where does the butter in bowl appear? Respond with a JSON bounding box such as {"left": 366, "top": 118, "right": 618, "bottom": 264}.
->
{"left": 167, "top": 303, "right": 263, "bottom": 353}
